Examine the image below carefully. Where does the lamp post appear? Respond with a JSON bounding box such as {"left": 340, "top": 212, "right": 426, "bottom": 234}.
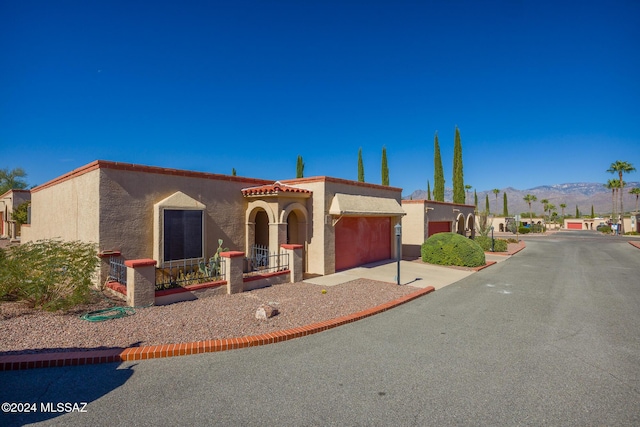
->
{"left": 395, "top": 222, "right": 402, "bottom": 285}
{"left": 491, "top": 226, "right": 495, "bottom": 252}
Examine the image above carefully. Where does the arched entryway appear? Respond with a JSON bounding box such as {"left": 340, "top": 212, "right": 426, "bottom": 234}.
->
{"left": 254, "top": 209, "right": 269, "bottom": 247}
{"left": 456, "top": 214, "right": 466, "bottom": 236}
{"left": 466, "top": 213, "right": 475, "bottom": 238}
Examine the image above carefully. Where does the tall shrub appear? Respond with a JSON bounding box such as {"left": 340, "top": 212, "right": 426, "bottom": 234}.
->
{"left": 381, "top": 146, "right": 389, "bottom": 186}
{"left": 452, "top": 127, "right": 465, "bottom": 204}
{"left": 0, "top": 239, "right": 99, "bottom": 311}
{"left": 433, "top": 132, "right": 444, "bottom": 201}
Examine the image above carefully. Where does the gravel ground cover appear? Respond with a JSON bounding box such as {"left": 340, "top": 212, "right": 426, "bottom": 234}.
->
{"left": 1, "top": 279, "right": 421, "bottom": 356}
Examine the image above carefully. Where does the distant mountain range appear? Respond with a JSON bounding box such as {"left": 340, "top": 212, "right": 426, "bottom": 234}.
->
{"left": 405, "top": 182, "right": 640, "bottom": 217}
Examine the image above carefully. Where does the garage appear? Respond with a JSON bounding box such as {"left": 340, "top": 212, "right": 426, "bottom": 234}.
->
{"left": 567, "top": 222, "right": 583, "bottom": 230}
{"left": 330, "top": 193, "right": 404, "bottom": 271}
{"left": 428, "top": 221, "right": 451, "bottom": 237}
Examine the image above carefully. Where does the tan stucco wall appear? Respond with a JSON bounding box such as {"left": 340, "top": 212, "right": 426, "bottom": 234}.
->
{"left": 97, "top": 166, "right": 268, "bottom": 263}
{"left": 401, "top": 200, "right": 475, "bottom": 257}
{"left": 24, "top": 171, "right": 100, "bottom": 244}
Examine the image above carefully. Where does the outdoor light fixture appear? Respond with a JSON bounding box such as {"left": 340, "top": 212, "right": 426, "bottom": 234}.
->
{"left": 394, "top": 223, "right": 402, "bottom": 285}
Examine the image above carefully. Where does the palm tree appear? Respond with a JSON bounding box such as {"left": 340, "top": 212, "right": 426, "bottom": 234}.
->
{"left": 547, "top": 204, "right": 556, "bottom": 227}
{"left": 605, "top": 179, "right": 621, "bottom": 225}
{"left": 607, "top": 161, "right": 636, "bottom": 233}
{"left": 523, "top": 194, "right": 537, "bottom": 224}
{"left": 465, "top": 184, "right": 472, "bottom": 205}
{"left": 630, "top": 187, "right": 640, "bottom": 215}
{"left": 560, "top": 203, "right": 566, "bottom": 218}
{"left": 540, "top": 198, "right": 549, "bottom": 222}
{"left": 492, "top": 189, "right": 500, "bottom": 216}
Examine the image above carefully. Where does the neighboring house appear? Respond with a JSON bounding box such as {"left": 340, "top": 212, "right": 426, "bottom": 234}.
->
{"left": 22, "top": 160, "right": 405, "bottom": 285}
{"left": 401, "top": 200, "right": 475, "bottom": 258}
{"left": 0, "top": 189, "right": 31, "bottom": 241}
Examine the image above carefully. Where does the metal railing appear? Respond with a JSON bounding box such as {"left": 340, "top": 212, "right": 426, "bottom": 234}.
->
{"left": 108, "top": 257, "right": 127, "bottom": 286}
{"left": 156, "top": 257, "right": 225, "bottom": 291}
{"left": 244, "top": 245, "right": 289, "bottom": 276}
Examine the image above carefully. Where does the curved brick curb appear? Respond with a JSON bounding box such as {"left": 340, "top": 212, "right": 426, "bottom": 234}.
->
{"left": 0, "top": 286, "right": 435, "bottom": 371}
{"left": 472, "top": 261, "right": 497, "bottom": 271}
{"left": 629, "top": 241, "right": 640, "bottom": 250}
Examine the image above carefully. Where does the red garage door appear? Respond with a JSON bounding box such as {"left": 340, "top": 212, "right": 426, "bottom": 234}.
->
{"left": 428, "top": 221, "right": 451, "bottom": 237}
{"left": 567, "top": 222, "right": 582, "bottom": 230}
{"left": 335, "top": 217, "right": 391, "bottom": 271}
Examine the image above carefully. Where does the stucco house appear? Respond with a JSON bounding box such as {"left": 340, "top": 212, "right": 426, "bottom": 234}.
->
{"left": 22, "top": 160, "right": 406, "bottom": 286}
{"left": 0, "top": 189, "right": 31, "bottom": 241}
{"left": 401, "top": 200, "right": 476, "bottom": 258}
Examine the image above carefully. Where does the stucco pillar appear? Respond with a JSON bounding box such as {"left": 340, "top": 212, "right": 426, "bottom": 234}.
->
{"left": 124, "top": 258, "right": 157, "bottom": 307}
{"left": 270, "top": 222, "right": 287, "bottom": 269}
{"left": 281, "top": 244, "right": 303, "bottom": 283}
{"left": 221, "top": 251, "right": 245, "bottom": 294}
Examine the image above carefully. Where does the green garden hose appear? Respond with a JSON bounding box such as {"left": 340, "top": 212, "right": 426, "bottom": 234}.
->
{"left": 80, "top": 306, "right": 136, "bottom": 322}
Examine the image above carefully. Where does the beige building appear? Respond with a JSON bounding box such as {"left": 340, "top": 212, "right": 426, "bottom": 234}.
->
{"left": 0, "top": 189, "right": 31, "bottom": 241}
{"left": 23, "top": 160, "right": 405, "bottom": 285}
{"left": 401, "top": 200, "right": 476, "bottom": 258}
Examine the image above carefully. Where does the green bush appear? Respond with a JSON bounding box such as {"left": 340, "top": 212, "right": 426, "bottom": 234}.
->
{"left": 597, "top": 225, "right": 612, "bottom": 234}
{"left": 421, "top": 233, "right": 485, "bottom": 267}
{"left": 0, "top": 239, "right": 99, "bottom": 311}
{"left": 474, "top": 236, "right": 508, "bottom": 252}
{"left": 518, "top": 226, "right": 531, "bottom": 234}
{"left": 506, "top": 238, "right": 519, "bottom": 243}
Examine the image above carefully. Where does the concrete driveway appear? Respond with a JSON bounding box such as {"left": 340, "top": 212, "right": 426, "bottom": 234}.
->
{"left": 304, "top": 253, "right": 513, "bottom": 290}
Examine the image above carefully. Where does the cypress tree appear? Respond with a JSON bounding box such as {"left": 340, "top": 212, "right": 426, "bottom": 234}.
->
{"left": 452, "top": 127, "right": 465, "bottom": 204}
{"left": 503, "top": 192, "right": 509, "bottom": 216}
{"left": 485, "top": 194, "right": 490, "bottom": 214}
{"left": 576, "top": 205, "right": 580, "bottom": 218}
{"left": 232, "top": 168, "right": 237, "bottom": 176}
{"left": 433, "top": 132, "right": 444, "bottom": 201}
{"left": 381, "top": 146, "right": 389, "bottom": 186}
{"left": 591, "top": 204, "right": 595, "bottom": 218}
{"left": 474, "top": 189, "right": 478, "bottom": 211}
{"left": 427, "top": 180, "right": 432, "bottom": 200}
{"left": 357, "top": 148, "right": 365, "bottom": 182}
{"left": 296, "top": 155, "right": 304, "bottom": 178}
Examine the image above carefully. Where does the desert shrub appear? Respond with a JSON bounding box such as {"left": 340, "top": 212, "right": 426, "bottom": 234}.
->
{"left": 474, "top": 236, "right": 508, "bottom": 252}
{"left": 624, "top": 231, "right": 639, "bottom": 235}
{"left": 0, "top": 239, "right": 99, "bottom": 311}
{"left": 506, "top": 238, "right": 519, "bottom": 243}
{"left": 421, "top": 233, "right": 485, "bottom": 267}
{"left": 518, "top": 226, "right": 531, "bottom": 234}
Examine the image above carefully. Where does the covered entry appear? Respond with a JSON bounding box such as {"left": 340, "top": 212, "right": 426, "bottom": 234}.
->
{"left": 330, "top": 193, "right": 405, "bottom": 271}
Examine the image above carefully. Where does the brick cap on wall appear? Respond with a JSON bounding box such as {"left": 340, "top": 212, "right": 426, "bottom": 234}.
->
{"left": 124, "top": 259, "right": 157, "bottom": 268}
{"left": 280, "top": 244, "right": 303, "bottom": 250}
{"left": 220, "top": 251, "right": 245, "bottom": 258}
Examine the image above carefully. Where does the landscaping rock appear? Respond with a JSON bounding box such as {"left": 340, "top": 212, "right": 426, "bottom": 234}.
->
{"left": 255, "top": 304, "right": 279, "bottom": 320}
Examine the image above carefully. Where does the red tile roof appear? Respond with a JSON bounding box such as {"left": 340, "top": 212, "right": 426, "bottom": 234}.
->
{"left": 241, "top": 181, "right": 312, "bottom": 196}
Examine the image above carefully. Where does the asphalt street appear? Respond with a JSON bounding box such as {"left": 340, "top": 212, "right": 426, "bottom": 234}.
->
{"left": 2, "top": 231, "right": 639, "bottom": 426}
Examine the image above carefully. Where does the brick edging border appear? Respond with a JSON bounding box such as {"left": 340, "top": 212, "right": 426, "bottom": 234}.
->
{"left": 0, "top": 286, "right": 435, "bottom": 371}
{"left": 629, "top": 241, "right": 640, "bottom": 250}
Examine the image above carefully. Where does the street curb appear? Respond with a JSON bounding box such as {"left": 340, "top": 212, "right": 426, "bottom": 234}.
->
{"left": 0, "top": 286, "right": 435, "bottom": 371}
{"left": 629, "top": 241, "right": 640, "bottom": 250}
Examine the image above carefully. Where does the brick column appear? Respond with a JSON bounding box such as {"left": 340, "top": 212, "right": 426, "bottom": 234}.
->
{"left": 221, "top": 251, "right": 245, "bottom": 294}
{"left": 124, "top": 258, "right": 157, "bottom": 307}
{"left": 280, "top": 244, "right": 303, "bottom": 283}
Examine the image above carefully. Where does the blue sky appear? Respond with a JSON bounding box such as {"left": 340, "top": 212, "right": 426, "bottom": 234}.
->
{"left": 1, "top": 0, "right": 639, "bottom": 196}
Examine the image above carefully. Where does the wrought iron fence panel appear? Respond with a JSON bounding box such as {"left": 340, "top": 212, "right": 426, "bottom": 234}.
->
{"left": 244, "top": 245, "right": 289, "bottom": 276}
{"left": 156, "top": 257, "right": 225, "bottom": 291}
{"left": 108, "top": 257, "right": 127, "bottom": 286}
